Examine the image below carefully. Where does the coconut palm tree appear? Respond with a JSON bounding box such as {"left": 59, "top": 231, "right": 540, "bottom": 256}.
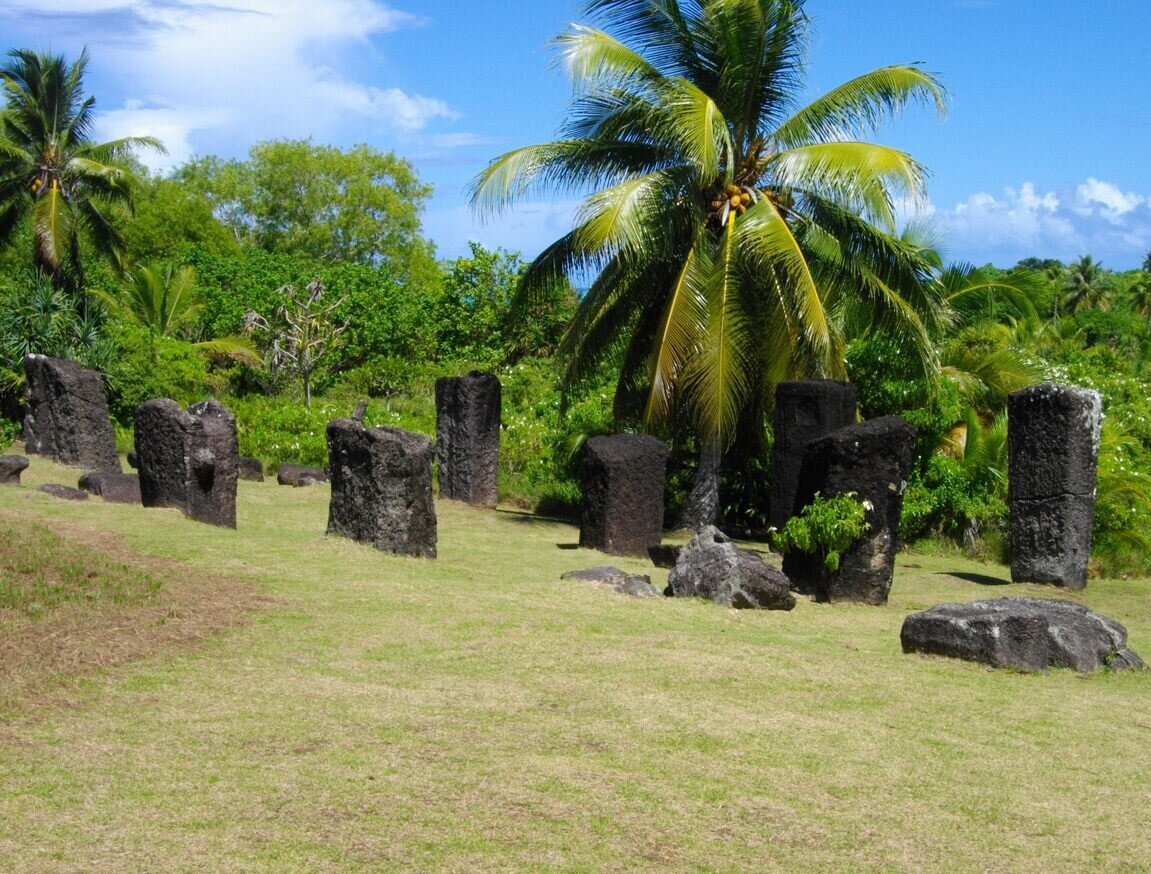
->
{"left": 470, "top": 0, "right": 948, "bottom": 524}
{"left": 0, "top": 48, "right": 163, "bottom": 298}
{"left": 1062, "top": 254, "right": 1111, "bottom": 313}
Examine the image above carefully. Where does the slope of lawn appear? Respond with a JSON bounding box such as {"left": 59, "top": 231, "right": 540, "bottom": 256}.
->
{"left": 1, "top": 449, "right": 1149, "bottom": 873}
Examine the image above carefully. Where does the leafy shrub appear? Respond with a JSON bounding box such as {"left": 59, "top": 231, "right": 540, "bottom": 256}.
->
{"left": 773, "top": 492, "right": 869, "bottom": 572}
{"left": 104, "top": 323, "right": 221, "bottom": 422}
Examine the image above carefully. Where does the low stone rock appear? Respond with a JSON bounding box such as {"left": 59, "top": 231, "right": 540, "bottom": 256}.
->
{"left": 668, "top": 526, "right": 795, "bottom": 610}
{"left": 277, "top": 463, "right": 328, "bottom": 486}
{"left": 0, "top": 455, "right": 29, "bottom": 485}
{"left": 37, "top": 483, "right": 89, "bottom": 501}
{"left": 900, "top": 597, "right": 1144, "bottom": 673}
{"left": 239, "top": 456, "right": 264, "bottom": 482}
{"left": 560, "top": 566, "right": 660, "bottom": 598}
{"left": 78, "top": 471, "right": 141, "bottom": 504}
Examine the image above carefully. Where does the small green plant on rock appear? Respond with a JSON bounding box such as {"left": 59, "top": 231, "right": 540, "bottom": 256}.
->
{"left": 772, "top": 492, "right": 870, "bottom": 572}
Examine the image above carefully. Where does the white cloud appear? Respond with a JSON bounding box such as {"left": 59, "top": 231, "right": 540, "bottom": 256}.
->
{"left": 3, "top": 0, "right": 476, "bottom": 171}
{"left": 1072, "top": 177, "right": 1145, "bottom": 224}
{"left": 913, "top": 179, "right": 1151, "bottom": 268}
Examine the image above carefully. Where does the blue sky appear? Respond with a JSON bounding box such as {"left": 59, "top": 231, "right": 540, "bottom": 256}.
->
{"left": 3, "top": 0, "right": 1149, "bottom": 269}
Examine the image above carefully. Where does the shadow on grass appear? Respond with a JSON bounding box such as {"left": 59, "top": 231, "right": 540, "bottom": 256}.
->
{"left": 937, "top": 571, "right": 1011, "bottom": 587}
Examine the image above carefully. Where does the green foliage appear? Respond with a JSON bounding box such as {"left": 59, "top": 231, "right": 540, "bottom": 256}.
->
{"left": 498, "top": 358, "right": 614, "bottom": 513}
{"left": 123, "top": 173, "right": 240, "bottom": 263}
{"left": 772, "top": 492, "right": 870, "bottom": 572}
{"left": 227, "top": 395, "right": 349, "bottom": 470}
{"left": 0, "top": 269, "right": 117, "bottom": 409}
{"left": 243, "top": 278, "right": 348, "bottom": 407}
{"left": 104, "top": 322, "right": 219, "bottom": 422}
{"left": 173, "top": 139, "right": 436, "bottom": 283}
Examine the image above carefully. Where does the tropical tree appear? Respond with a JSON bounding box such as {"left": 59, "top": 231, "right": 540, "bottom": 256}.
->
{"left": 0, "top": 48, "right": 163, "bottom": 298}
{"left": 99, "top": 262, "right": 260, "bottom": 365}
{"left": 174, "top": 140, "right": 436, "bottom": 285}
{"left": 1062, "top": 254, "right": 1111, "bottom": 313}
{"left": 470, "top": 0, "right": 948, "bottom": 525}
{"left": 244, "top": 279, "right": 349, "bottom": 408}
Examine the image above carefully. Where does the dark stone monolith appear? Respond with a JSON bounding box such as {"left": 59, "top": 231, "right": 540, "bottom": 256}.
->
{"left": 326, "top": 419, "right": 437, "bottom": 558}
{"left": 768, "top": 380, "right": 857, "bottom": 531}
{"left": 1008, "top": 383, "right": 1101, "bottom": 589}
{"left": 134, "top": 398, "right": 239, "bottom": 528}
{"left": 435, "top": 371, "right": 501, "bottom": 508}
{"left": 579, "top": 434, "right": 668, "bottom": 557}
{"left": 782, "top": 416, "right": 915, "bottom": 605}
{"left": 23, "top": 355, "right": 120, "bottom": 472}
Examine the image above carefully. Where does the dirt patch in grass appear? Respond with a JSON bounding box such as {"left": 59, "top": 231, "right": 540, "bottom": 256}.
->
{"left": 0, "top": 509, "right": 269, "bottom": 721}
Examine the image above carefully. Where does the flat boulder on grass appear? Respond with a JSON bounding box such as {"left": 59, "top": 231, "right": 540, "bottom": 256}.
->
{"left": 901, "top": 597, "right": 1144, "bottom": 673}
{"left": 37, "top": 483, "right": 89, "bottom": 501}
{"left": 77, "top": 471, "right": 142, "bottom": 504}
{"left": 239, "top": 456, "right": 264, "bottom": 482}
{"left": 0, "top": 455, "right": 29, "bottom": 485}
{"left": 560, "top": 566, "right": 660, "bottom": 598}
{"left": 668, "top": 526, "right": 795, "bottom": 610}
{"left": 277, "top": 463, "right": 328, "bottom": 486}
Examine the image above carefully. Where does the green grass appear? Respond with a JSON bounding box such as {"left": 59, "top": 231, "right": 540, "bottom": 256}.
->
{"left": 1, "top": 449, "right": 1149, "bottom": 872}
{"left": 0, "top": 520, "right": 163, "bottom": 618}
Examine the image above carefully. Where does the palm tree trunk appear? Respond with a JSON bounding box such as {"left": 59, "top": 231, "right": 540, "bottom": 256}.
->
{"left": 675, "top": 437, "right": 722, "bottom": 531}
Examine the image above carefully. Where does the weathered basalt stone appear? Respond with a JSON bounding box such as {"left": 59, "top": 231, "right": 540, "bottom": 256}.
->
{"left": 782, "top": 416, "right": 915, "bottom": 605}
{"left": 37, "top": 483, "right": 89, "bottom": 501}
{"left": 901, "top": 597, "right": 1144, "bottom": 673}
{"left": 1008, "top": 383, "right": 1101, "bottom": 589}
{"left": 435, "top": 371, "right": 501, "bottom": 507}
{"left": 769, "top": 380, "right": 857, "bottom": 531}
{"left": 579, "top": 434, "right": 668, "bottom": 557}
{"left": 560, "top": 566, "right": 660, "bottom": 598}
{"left": 23, "top": 355, "right": 120, "bottom": 472}
{"left": 239, "top": 456, "right": 265, "bottom": 482}
{"left": 78, "top": 470, "right": 142, "bottom": 504}
{"left": 668, "top": 526, "right": 795, "bottom": 610}
{"left": 326, "top": 419, "right": 437, "bottom": 557}
{"left": 0, "top": 455, "right": 29, "bottom": 485}
{"left": 135, "top": 398, "right": 239, "bottom": 528}
{"left": 277, "top": 463, "right": 328, "bottom": 486}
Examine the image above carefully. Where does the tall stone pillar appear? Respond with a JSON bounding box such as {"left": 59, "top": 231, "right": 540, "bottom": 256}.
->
{"left": 579, "top": 434, "right": 668, "bottom": 557}
{"left": 1008, "top": 383, "right": 1101, "bottom": 589}
{"left": 327, "top": 420, "right": 438, "bottom": 558}
{"left": 24, "top": 354, "right": 120, "bottom": 472}
{"left": 135, "top": 398, "right": 239, "bottom": 528}
{"left": 768, "top": 380, "right": 856, "bottom": 531}
{"left": 435, "top": 371, "right": 501, "bottom": 508}
{"left": 782, "top": 416, "right": 915, "bottom": 605}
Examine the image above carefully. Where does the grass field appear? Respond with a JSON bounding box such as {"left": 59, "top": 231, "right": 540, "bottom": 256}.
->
{"left": 2, "top": 449, "right": 1149, "bottom": 873}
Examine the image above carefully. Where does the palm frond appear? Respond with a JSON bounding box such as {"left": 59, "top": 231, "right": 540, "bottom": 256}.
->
{"left": 775, "top": 64, "right": 947, "bottom": 148}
